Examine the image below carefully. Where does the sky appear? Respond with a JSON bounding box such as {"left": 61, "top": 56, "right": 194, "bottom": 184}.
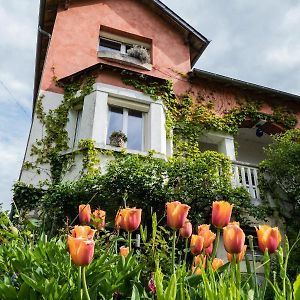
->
{"left": 0, "top": 0, "right": 300, "bottom": 211}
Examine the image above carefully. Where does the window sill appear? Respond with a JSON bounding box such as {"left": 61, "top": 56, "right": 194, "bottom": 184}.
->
{"left": 98, "top": 50, "right": 152, "bottom": 71}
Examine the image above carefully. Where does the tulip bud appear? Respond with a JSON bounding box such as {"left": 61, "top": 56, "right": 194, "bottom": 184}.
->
{"left": 255, "top": 225, "right": 281, "bottom": 254}
{"left": 223, "top": 223, "right": 245, "bottom": 254}
{"left": 198, "top": 224, "right": 216, "bottom": 248}
{"left": 115, "top": 208, "right": 142, "bottom": 232}
{"left": 190, "top": 234, "right": 204, "bottom": 255}
{"left": 179, "top": 220, "right": 192, "bottom": 238}
{"left": 192, "top": 254, "right": 206, "bottom": 274}
{"left": 166, "top": 201, "right": 191, "bottom": 230}
{"left": 79, "top": 204, "right": 91, "bottom": 225}
{"left": 71, "top": 225, "right": 96, "bottom": 239}
{"left": 212, "top": 201, "right": 233, "bottom": 228}
{"left": 119, "top": 246, "right": 129, "bottom": 257}
{"left": 205, "top": 242, "right": 213, "bottom": 256}
{"left": 92, "top": 209, "right": 106, "bottom": 230}
{"left": 227, "top": 245, "right": 247, "bottom": 262}
{"left": 212, "top": 258, "right": 224, "bottom": 271}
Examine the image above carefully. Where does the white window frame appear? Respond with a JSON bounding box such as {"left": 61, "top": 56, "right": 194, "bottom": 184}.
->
{"left": 107, "top": 105, "right": 146, "bottom": 152}
{"left": 73, "top": 109, "right": 82, "bottom": 148}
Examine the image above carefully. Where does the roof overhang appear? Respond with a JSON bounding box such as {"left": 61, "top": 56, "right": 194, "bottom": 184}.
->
{"left": 189, "top": 69, "right": 300, "bottom": 103}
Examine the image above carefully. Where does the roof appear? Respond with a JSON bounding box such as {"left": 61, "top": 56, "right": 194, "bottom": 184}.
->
{"left": 189, "top": 69, "right": 300, "bottom": 102}
{"left": 33, "top": 0, "right": 210, "bottom": 106}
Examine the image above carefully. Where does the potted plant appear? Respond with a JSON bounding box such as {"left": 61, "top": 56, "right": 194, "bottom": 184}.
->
{"left": 109, "top": 131, "right": 128, "bottom": 147}
{"left": 127, "top": 45, "right": 151, "bottom": 64}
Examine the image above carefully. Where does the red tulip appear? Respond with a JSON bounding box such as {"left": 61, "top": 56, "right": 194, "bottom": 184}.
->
{"left": 255, "top": 225, "right": 281, "bottom": 254}
{"left": 212, "top": 201, "right": 233, "bottom": 228}
{"left": 92, "top": 209, "right": 106, "bottom": 230}
{"left": 205, "top": 243, "right": 213, "bottom": 256}
{"left": 212, "top": 258, "right": 224, "bottom": 271}
{"left": 119, "top": 246, "right": 129, "bottom": 257}
{"left": 79, "top": 204, "right": 91, "bottom": 225}
{"left": 198, "top": 224, "right": 216, "bottom": 248}
{"left": 179, "top": 220, "right": 192, "bottom": 238}
{"left": 115, "top": 208, "right": 142, "bottom": 232}
{"left": 223, "top": 222, "right": 245, "bottom": 254}
{"left": 227, "top": 245, "right": 247, "bottom": 262}
{"left": 166, "top": 201, "right": 190, "bottom": 230}
{"left": 190, "top": 234, "right": 204, "bottom": 255}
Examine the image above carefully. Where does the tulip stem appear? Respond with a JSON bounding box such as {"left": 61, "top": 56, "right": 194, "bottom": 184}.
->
{"left": 248, "top": 235, "right": 258, "bottom": 299}
{"left": 82, "top": 266, "right": 91, "bottom": 300}
{"left": 128, "top": 231, "right": 132, "bottom": 252}
{"left": 77, "top": 266, "right": 82, "bottom": 300}
{"left": 235, "top": 255, "right": 241, "bottom": 300}
{"left": 184, "top": 238, "right": 188, "bottom": 267}
{"left": 171, "top": 230, "right": 176, "bottom": 274}
{"left": 211, "top": 228, "right": 220, "bottom": 260}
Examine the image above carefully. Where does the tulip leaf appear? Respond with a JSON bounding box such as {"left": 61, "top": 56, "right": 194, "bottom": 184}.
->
{"left": 294, "top": 275, "right": 300, "bottom": 300}
{"left": 165, "top": 273, "right": 177, "bottom": 300}
{"left": 131, "top": 285, "right": 140, "bottom": 300}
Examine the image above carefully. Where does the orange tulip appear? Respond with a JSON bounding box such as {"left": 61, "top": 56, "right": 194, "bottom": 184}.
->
{"left": 205, "top": 242, "right": 213, "bottom": 256}
{"left": 179, "top": 220, "right": 192, "bottom": 238}
{"left": 92, "top": 209, "right": 106, "bottom": 230}
{"left": 115, "top": 208, "right": 142, "bottom": 232}
{"left": 198, "top": 224, "right": 216, "bottom": 248}
{"left": 190, "top": 234, "right": 204, "bottom": 255}
{"left": 212, "top": 201, "right": 233, "bottom": 228}
{"left": 71, "top": 225, "right": 96, "bottom": 239}
{"left": 255, "top": 225, "right": 282, "bottom": 254}
{"left": 79, "top": 204, "right": 91, "bottom": 225}
{"left": 119, "top": 246, "right": 129, "bottom": 257}
{"left": 227, "top": 245, "right": 247, "bottom": 262}
{"left": 223, "top": 222, "right": 245, "bottom": 254}
{"left": 212, "top": 258, "right": 224, "bottom": 271}
{"left": 192, "top": 254, "right": 206, "bottom": 274}
{"left": 166, "top": 201, "right": 191, "bottom": 230}
{"left": 67, "top": 236, "right": 95, "bottom": 266}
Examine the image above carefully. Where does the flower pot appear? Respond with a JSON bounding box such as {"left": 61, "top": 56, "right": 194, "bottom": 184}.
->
{"left": 109, "top": 136, "right": 125, "bottom": 147}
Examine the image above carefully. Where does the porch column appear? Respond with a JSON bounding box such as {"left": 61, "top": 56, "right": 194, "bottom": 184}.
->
{"left": 218, "top": 136, "right": 236, "bottom": 160}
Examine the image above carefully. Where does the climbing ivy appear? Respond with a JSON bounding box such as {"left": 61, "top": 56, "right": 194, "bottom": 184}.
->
{"left": 23, "top": 77, "right": 95, "bottom": 183}
{"left": 121, "top": 71, "right": 297, "bottom": 156}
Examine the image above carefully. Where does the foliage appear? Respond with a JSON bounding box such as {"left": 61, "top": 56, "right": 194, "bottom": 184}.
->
{"left": 127, "top": 45, "right": 151, "bottom": 64}
{"left": 14, "top": 153, "right": 267, "bottom": 233}
{"left": 23, "top": 77, "right": 95, "bottom": 184}
{"left": 259, "top": 129, "right": 300, "bottom": 279}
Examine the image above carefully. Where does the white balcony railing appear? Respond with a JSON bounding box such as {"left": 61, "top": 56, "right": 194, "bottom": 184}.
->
{"left": 232, "top": 161, "right": 260, "bottom": 200}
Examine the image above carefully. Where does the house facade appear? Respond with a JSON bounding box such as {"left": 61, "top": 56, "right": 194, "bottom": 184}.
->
{"left": 20, "top": 0, "right": 300, "bottom": 221}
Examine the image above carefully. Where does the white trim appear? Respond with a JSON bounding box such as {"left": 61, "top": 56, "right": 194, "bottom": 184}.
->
{"left": 94, "top": 83, "right": 162, "bottom": 106}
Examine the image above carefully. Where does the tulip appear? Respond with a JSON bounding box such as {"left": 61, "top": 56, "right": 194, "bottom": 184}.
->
{"left": 212, "top": 201, "right": 233, "bottom": 229}
{"left": 67, "top": 236, "right": 95, "bottom": 266}
{"left": 166, "top": 201, "right": 191, "bottom": 230}
{"left": 115, "top": 208, "right": 142, "bottom": 232}
{"left": 205, "top": 242, "right": 213, "bottom": 256}
{"left": 92, "top": 209, "right": 106, "bottom": 230}
{"left": 148, "top": 273, "right": 156, "bottom": 294}
{"left": 212, "top": 258, "right": 224, "bottom": 271}
{"left": 71, "top": 225, "right": 96, "bottom": 239}
{"left": 255, "top": 225, "right": 282, "bottom": 254}
{"left": 190, "top": 234, "right": 204, "bottom": 255}
{"left": 198, "top": 224, "right": 216, "bottom": 248}
{"left": 192, "top": 255, "right": 206, "bottom": 274}
{"left": 223, "top": 222, "right": 245, "bottom": 254}
{"left": 119, "top": 246, "right": 129, "bottom": 257}
{"left": 180, "top": 220, "right": 192, "bottom": 238}
{"left": 227, "top": 245, "right": 247, "bottom": 262}
{"left": 79, "top": 204, "right": 91, "bottom": 225}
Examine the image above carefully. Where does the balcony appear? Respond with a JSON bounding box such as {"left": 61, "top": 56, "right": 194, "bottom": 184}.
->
{"left": 232, "top": 161, "right": 260, "bottom": 201}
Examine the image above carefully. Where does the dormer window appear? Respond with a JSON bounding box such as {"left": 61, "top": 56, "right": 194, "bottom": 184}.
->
{"left": 98, "top": 29, "right": 152, "bottom": 71}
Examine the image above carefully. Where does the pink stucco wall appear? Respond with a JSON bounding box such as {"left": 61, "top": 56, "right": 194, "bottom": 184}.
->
{"left": 41, "top": 0, "right": 191, "bottom": 91}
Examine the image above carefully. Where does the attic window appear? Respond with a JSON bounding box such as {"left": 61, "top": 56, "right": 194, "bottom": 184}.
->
{"left": 98, "top": 31, "right": 152, "bottom": 70}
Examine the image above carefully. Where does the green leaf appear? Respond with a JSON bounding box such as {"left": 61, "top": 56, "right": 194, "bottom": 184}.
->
{"left": 131, "top": 285, "right": 140, "bottom": 300}
{"left": 164, "top": 273, "right": 177, "bottom": 300}
{"left": 293, "top": 275, "right": 300, "bottom": 300}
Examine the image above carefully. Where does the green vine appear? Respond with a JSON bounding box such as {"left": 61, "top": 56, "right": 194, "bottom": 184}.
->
{"left": 24, "top": 77, "right": 95, "bottom": 184}
{"left": 78, "top": 139, "right": 100, "bottom": 176}
{"left": 121, "top": 72, "right": 298, "bottom": 156}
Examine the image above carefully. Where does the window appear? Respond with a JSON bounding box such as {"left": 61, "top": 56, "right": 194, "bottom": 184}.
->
{"left": 73, "top": 110, "right": 82, "bottom": 147}
{"left": 99, "top": 37, "right": 134, "bottom": 55}
{"left": 106, "top": 106, "right": 144, "bottom": 151}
